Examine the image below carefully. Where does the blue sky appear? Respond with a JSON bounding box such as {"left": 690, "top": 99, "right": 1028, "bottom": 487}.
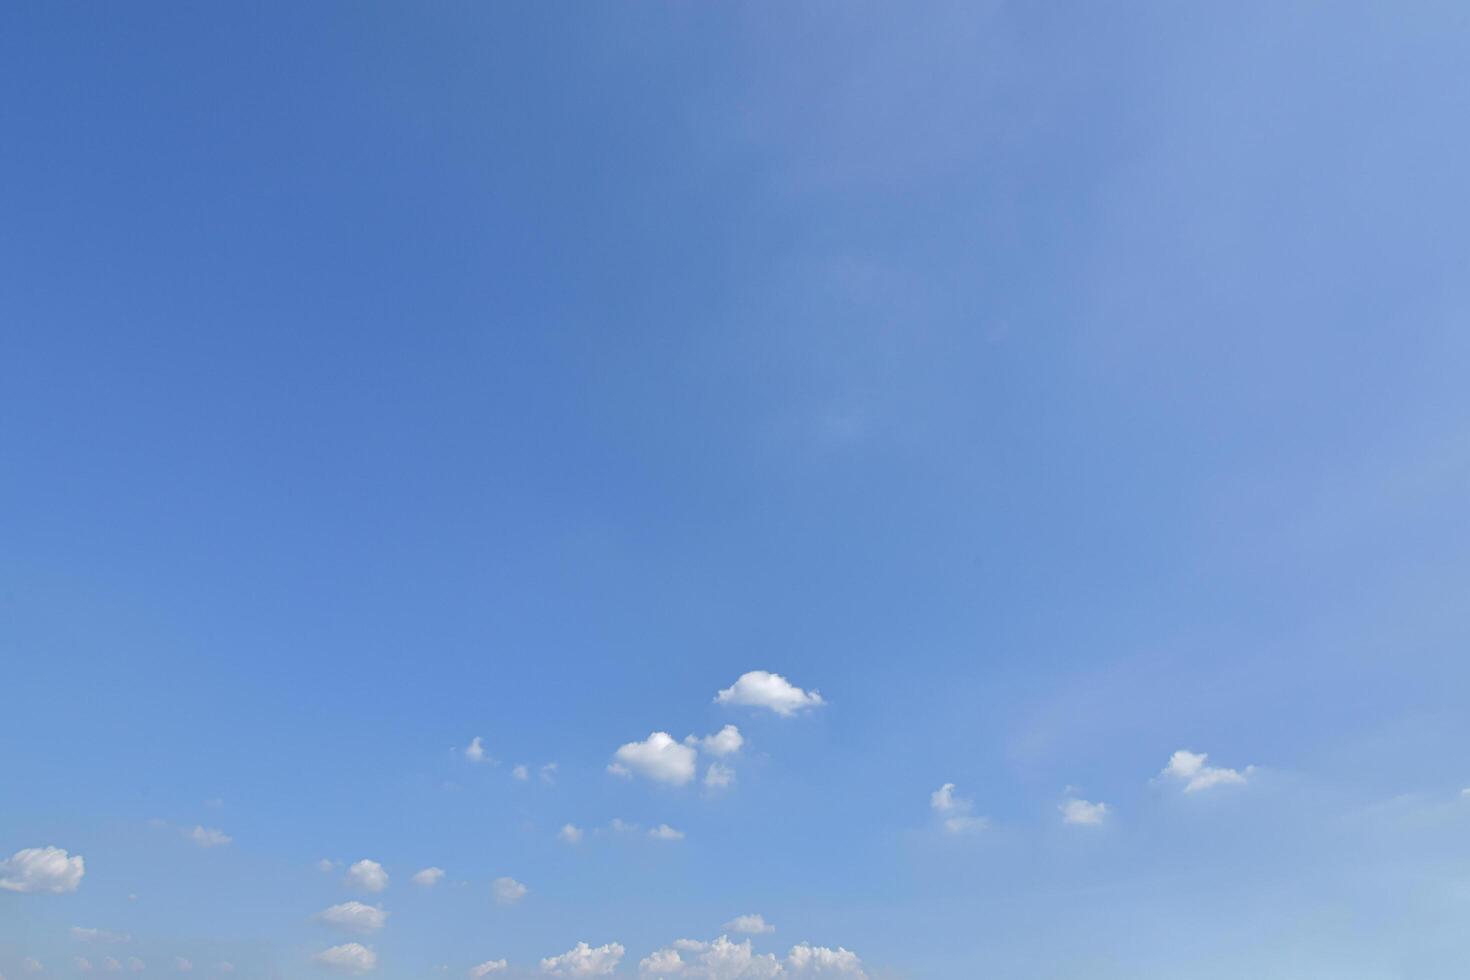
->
{"left": 4, "top": 2, "right": 1470, "bottom": 978}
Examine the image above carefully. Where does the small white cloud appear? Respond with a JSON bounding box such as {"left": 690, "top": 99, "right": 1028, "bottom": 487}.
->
{"left": 313, "top": 944, "right": 377, "bottom": 975}
{"left": 1460, "top": 787, "right": 1470, "bottom": 799}
{"left": 724, "top": 914, "right": 775, "bottom": 935}
{"left": 637, "top": 948, "right": 683, "bottom": 975}
{"left": 1160, "top": 750, "right": 1252, "bottom": 793}
{"left": 465, "top": 737, "right": 491, "bottom": 764}
{"left": 24, "top": 958, "right": 44, "bottom": 974}
{"left": 786, "top": 943, "right": 866, "bottom": 976}
{"left": 345, "top": 860, "right": 389, "bottom": 894}
{"left": 1060, "top": 798, "right": 1110, "bottom": 825}
{"left": 512, "top": 765, "right": 529, "bottom": 781}
{"left": 128, "top": 960, "right": 145, "bottom": 973}
{"left": 704, "top": 763, "right": 735, "bottom": 790}
{"left": 685, "top": 725, "right": 744, "bottom": 757}
{"left": 213, "top": 966, "right": 234, "bottom": 976}
{"left": 468, "top": 962, "right": 507, "bottom": 978}
{"left": 540, "top": 763, "right": 558, "bottom": 785}
{"left": 188, "top": 827, "right": 231, "bottom": 848}
{"left": 609, "top": 818, "right": 639, "bottom": 833}
{"left": 0, "top": 846, "right": 85, "bottom": 894}
{"left": 71, "top": 928, "right": 132, "bottom": 944}
{"left": 315, "top": 901, "right": 388, "bottom": 934}
{"left": 715, "top": 671, "right": 824, "bottom": 717}
{"left": 74, "top": 960, "right": 93, "bottom": 974}
{"left": 540, "top": 942, "right": 624, "bottom": 977}
{"left": 559, "top": 824, "right": 584, "bottom": 844}
{"left": 412, "top": 867, "right": 445, "bottom": 887}
{"left": 491, "top": 876, "right": 527, "bottom": 905}
{"left": 317, "top": 859, "right": 339, "bottom": 873}
{"left": 173, "top": 959, "right": 192, "bottom": 974}
{"left": 610, "top": 732, "right": 697, "bottom": 785}
{"left": 930, "top": 783, "right": 985, "bottom": 834}
{"left": 103, "top": 959, "right": 122, "bottom": 973}
{"left": 648, "top": 824, "right": 684, "bottom": 841}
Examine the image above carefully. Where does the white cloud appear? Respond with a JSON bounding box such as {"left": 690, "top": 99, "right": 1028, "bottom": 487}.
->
{"left": 610, "top": 732, "right": 697, "bottom": 785}
{"left": 173, "top": 959, "right": 192, "bottom": 973}
{"left": 313, "top": 944, "right": 377, "bottom": 974}
{"left": 24, "top": 959, "right": 43, "bottom": 974}
{"left": 785, "top": 944, "right": 866, "bottom": 976}
{"left": 492, "top": 876, "right": 527, "bottom": 905}
{"left": 0, "top": 846, "right": 85, "bottom": 894}
{"left": 468, "top": 961, "right": 507, "bottom": 978}
{"left": 345, "top": 860, "right": 389, "bottom": 893}
{"left": 1059, "top": 798, "right": 1110, "bottom": 825}
{"left": 559, "top": 824, "right": 584, "bottom": 844}
{"left": 724, "top": 915, "right": 774, "bottom": 935}
{"left": 318, "top": 859, "right": 340, "bottom": 873}
{"left": 188, "top": 827, "right": 231, "bottom": 848}
{"left": 128, "top": 960, "right": 144, "bottom": 973}
{"left": 214, "top": 964, "right": 234, "bottom": 975}
{"left": 648, "top": 824, "right": 685, "bottom": 841}
{"left": 1160, "top": 750, "right": 1252, "bottom": 793}
{"left": 705, "top": 763, "right": 735, "bottom": 790}
{"left": 465, "top": 737, "right": 491, "bottom": 764}
{"left": 930, "top": 783, "right": 985, "bottom": 834}
{"left": 541, "top": 763, "right": 559, "bottom": 785}
{"left": 540, "top": 942, "right": 624, "bottom": 976}
{"left": 103, "top": 960, "right": 122, "bottom": 973}
{"left": 512, "top": 765, "right": 529, "bottom": 781}
{"left": 71, "top": 928, "right": 131, "bottom": 944}
{"left": 639, "top": 948, "right": 683, "bottom": 975}
{"left": 1460, "top": 787, "right": 1469, "bottom": 799}
{"left": 610, "top": 818, "right": 639, "bottom": 833}
{"left": 412, "top": 867, "right": 445, "bottom": 887}
{"left": 315, "top": 901, "right": 389, "bottom": 934}
{"left": 714, "top": 672, "right": 824, "bottom": 717}
{"left": 686, "top": 725, "right": 744, "bottom": 757}
{"left": 74, "top": 960, "right": 93, "bottom": 974}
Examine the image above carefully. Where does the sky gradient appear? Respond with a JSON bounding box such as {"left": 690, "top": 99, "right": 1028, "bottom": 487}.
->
{"left": 4, "top": 3, "right": 1470, "bottom": 979}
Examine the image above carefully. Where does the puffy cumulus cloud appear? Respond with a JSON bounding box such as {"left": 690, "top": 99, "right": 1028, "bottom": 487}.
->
{"left": 465, "top": 737, "right": 491, "bottom": 764}
{"left": 638, "top": 937, "right": 864, "bottom": 979}
{"left": 512, "top": 765, "right": 529, "bottom": 781}
{"left": 71, "top": 927, "right": 132, "bottom": 944}
{"left": 785, "top": 944, "right": 865, "bottom": 976}
{"left": 1160, "top": 750, "right": 1253, "bottom": 793}
{"left": 558, "top": 824, "right": 584, "bottom": 844}
{"left": 411, "top": 867, "right": 445, "bottom": 887}
{"left": 930, "top": 783, "right": 986, "bottom": 834}
{"left": 492, "top": 876, "right": 528, "bottom": 905}
{"left": 468, "top": 961, "right": 507, "bottom": 977}
{"left": 0, "top": 846, "right": 85, "bottom": 894}
{"left": 649, "top": 824, "right": 685, "bottom": 841}
{"left": 1059, "top": 798, "right": 1110, "bottom": 825}
{"left": 714, "top": 672, "right": 824, "bottom": 717}
{"left": 610, "top": 732, "right": 698, "bottom": 785}
{"left": 315, "top": 901, "right": 389, "bottom": 934}
{"left": 724, "top": 915, "right": 774, "bottom": 935}
{"left": 686, "top": 725, "right": 743, "bottom": 757}
{"left": 705, "top": 763, "right": 735, "bottom": 790}
{"left": 540, "top": 942, "right": 624, "bottom": 976}
{"left": 313, "top": 944, "right": 377, "bottom": 974}
{"left": 188, "top": 827, "right": 232, "bottom": 848}
{"left": 318, "top": 859, "right": 340, "bottom": 873}
{"left": 345, "top": 860, "right": 389, "bottom": 893}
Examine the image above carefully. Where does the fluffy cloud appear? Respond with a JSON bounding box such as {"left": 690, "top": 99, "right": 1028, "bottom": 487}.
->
{"left": 686, "top": 725, "right": 743, "bottom": 757}
{"left": 705, "top": 763, "right": 735, "bottom": 790}
{"left": 559, "top": 824, "right": 584, "bottom": 844}
{"left": 492, "top": 876, "right": 527, "bottom": 905}
{"left": 314, "top": 944, "right": 377, "bottom": 974}
{"left": 512, "top": 765, "right": 529, "bottom": 781}
{"left": 345, "top": 860, "right": 389, "bottom": 893}
{"left": 315, "top": 901, "right": 389, "bottom": 934}
{"left": 468, "top": 961, "right": 507, "bottom": 977}
{"left": 638, "top": 937, "right": 864, "bottom": 979}
{"left": 188, "top": 827, "right": 232, "bottom": 848}
{"left": 1160, "top": 750, "right": 1253, "bottom": 793}
{"left": 71, "top": 927, "right": 131, "bottom": 943}
{"left": 724, "top": 915, "right": 774, "bottom": 935}
{"left": 930, "top": 783, "right": 986, "bottom": 834}
{"left": 173, "top": 959, "right": 192, "bottom": 973}
{"left": 714, "top": 672, "right": 824, "bottom": 717}
{"left": 128, "top": 960, "right": 144, "bottom": 973}
{"left": 466, "top": 736, "right": 494, "bottom": 764}
{"left": 0, "top": 846, "right": 85, "bottom": 894}
{"left": 649, "top": 824, "right": 685, "bottom": 841}
{"left": 412, "top": 867, "right": 445, "bottom": 887}
{"left": 540, "top": 942, "right": 624, "bottom": 976}
{"left": 24, "top": 959, "right": 44, "bottom": 974}
{"left": 102, "top": 960, "right": 122, "bottom": 973}
{"left": 610, "top": 732, "right": 698, "bottom": 785}
{"left": 1059, "top": 798, "right": 1110, "bottom": 825}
